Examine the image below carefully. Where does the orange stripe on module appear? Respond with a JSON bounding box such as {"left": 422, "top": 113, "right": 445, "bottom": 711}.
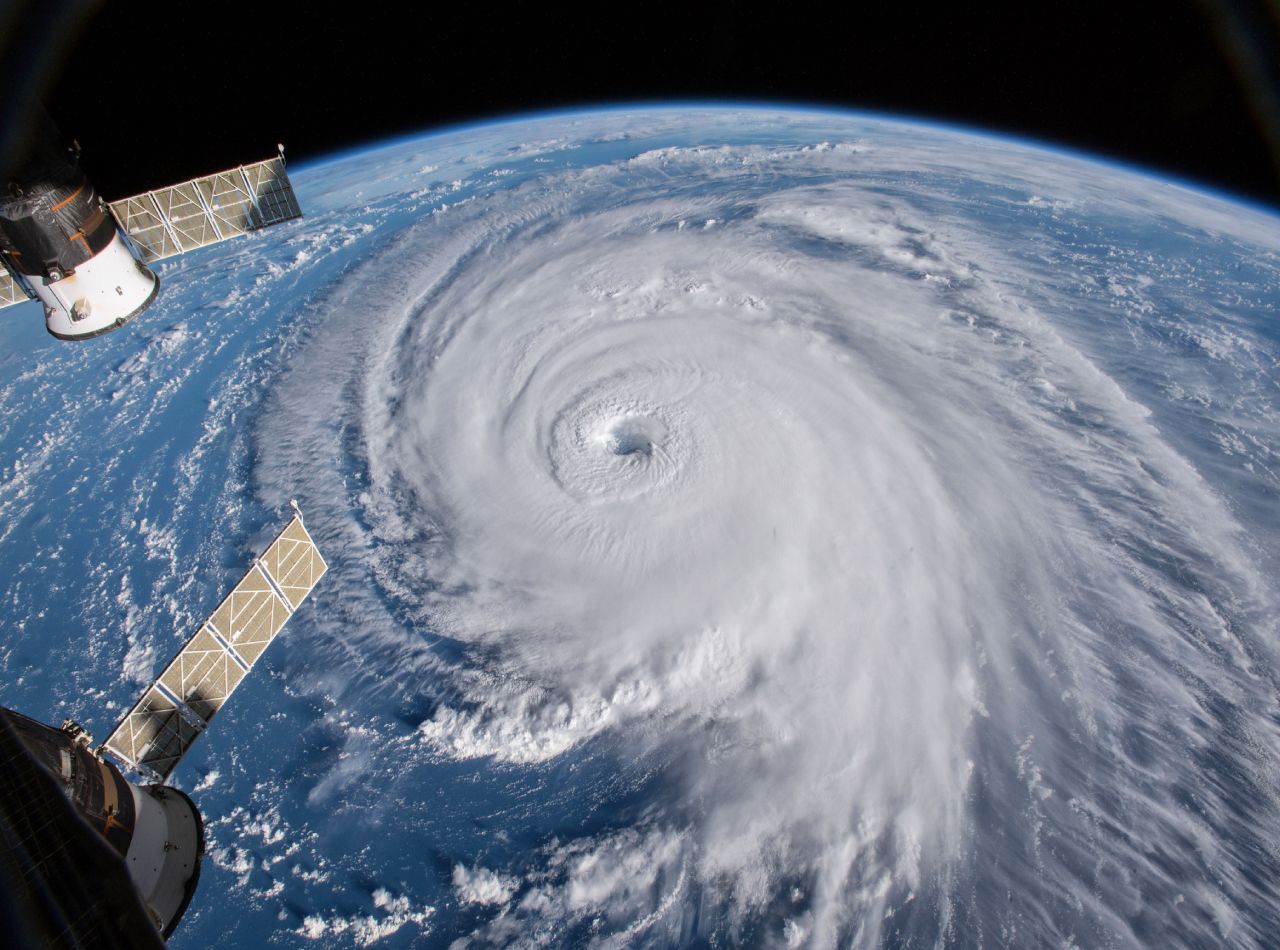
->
{"left": 50, "top": 184, "right": 85, "bottom": 213}
{"left": 70, "top": 232, "right": 90, "bottom": 249}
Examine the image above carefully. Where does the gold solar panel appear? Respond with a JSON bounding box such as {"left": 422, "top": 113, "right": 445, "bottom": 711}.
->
{"left": 0, "top": 257, "right": 31, "bottom": 311}
{"left": 108, "top": 193, "right": 180, "bottom": 260}
{"left": 102, "top": 508, "right": 325, "bottom": 781}
{"left": 259, "top": 516, "right": 328, "bottom": 610}
{"left": 208, "top": 563, "right": 291, "bottom": 666}
{"left": 157, "top": 625, "right": 247, "bottom": 724}
{"left": 103, "top": 687, "right": 202, "bottom": 782}
{"left": 108, "top": 154, "right": 302, "bottom": 263}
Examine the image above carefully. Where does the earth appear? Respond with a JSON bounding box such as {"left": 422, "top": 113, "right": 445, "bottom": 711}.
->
{"left": 1, "top": 106, "right": 1278, "bottom": 948}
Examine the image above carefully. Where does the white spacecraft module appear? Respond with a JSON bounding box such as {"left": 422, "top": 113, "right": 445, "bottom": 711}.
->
{"left": 0, "top": 114, "right": 301, "bottom": 340}
{"left": 103, "top": 505, "right": 327, "bottom": 782}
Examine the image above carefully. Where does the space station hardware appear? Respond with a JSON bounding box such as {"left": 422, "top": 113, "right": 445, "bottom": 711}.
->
{"left": 0, "top": 707, "right": 201, "bottom": 940}
{"left": 0, "top": 111, "right": 302, "bottom": 340}
{"left": 0, "top": 113, "right": 158, "bottom": 340}
{"left": 104, "top": 503, "right": 327, "bottom": 781}
{"left": 107, "top": 149, "right": 302, "bottom": 264}
{"left": 0, "top": 505, "right": 326, "bottom": 943}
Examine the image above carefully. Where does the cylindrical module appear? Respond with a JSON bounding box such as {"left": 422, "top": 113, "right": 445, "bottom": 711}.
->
{"left": 32, "top": 229, "right": 160, "bottom": 339}
{"left": 122, "top": 781, "right": 205, "bottom": 937}
{"left": 0, "top": 114, "right": 158, "bottom": 339}
{"left": 0, "top": 709, "right": 204, "bottom": 937}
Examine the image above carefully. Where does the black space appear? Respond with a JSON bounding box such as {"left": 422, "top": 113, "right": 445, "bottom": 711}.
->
{"left": 15, "top": 0, "right": 1280, "bottom": 210}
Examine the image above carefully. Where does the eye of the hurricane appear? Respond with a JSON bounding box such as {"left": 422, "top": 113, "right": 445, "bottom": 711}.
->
{"left": 602, "top": 417, "right": 657, "bottom": 458}
{"left": 548, "top": 403, "right": 684, "bottom": 500}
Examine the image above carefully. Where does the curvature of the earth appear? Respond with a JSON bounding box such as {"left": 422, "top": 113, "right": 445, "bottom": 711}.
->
{"left": 1, "top": 106, "right": 1278, "bottom": 948}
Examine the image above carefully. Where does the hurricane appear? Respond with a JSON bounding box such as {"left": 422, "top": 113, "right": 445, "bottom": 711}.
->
{"left": 2, "top": 108, "right": 1279, "bottom": 947}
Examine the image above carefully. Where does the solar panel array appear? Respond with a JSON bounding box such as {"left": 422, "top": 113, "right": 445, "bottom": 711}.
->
{"left": 0, "top": 257, "right": 30, "bottom": 310}
{"left": 107, "top": 155, "right": 302, "bottom": 263}
{"left": 103, "top": 512, "right": 326, "bottom": 781}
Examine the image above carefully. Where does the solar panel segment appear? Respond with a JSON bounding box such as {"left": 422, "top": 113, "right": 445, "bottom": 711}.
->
{"left": 104, "top": 512, "right": 326, "bottom": 781}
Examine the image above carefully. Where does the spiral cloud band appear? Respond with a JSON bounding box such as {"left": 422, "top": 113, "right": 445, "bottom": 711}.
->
{"left": 42, "top": 110, "right": 1271, "bottom": 946}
